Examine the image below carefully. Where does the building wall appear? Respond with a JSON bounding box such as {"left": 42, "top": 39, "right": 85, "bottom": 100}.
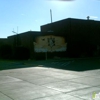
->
{"left": 7, "top": 32, "right": 33, "bottom": 59}
{"left": 7, "top": 31, "right": 45, "bottom": 59}
{"left": 41, "top": 18, "right": 100, "bottom": 57}
{"left": 41, "top": 18, "right": 100, "bottom": 43}
{"left": 33, "top": 34, "right": 67, "bottom": 59}
{"left": 6, "top": 18, "right": 100, "bottom": 59}
{"left": 41, "top": 18, "right": 70, "bottom": 41}
{"left": 0, "top": 38, "right": 10, "bottom": 59}
{"left": 0, "top": 38, "right": 8, "bottom": 47}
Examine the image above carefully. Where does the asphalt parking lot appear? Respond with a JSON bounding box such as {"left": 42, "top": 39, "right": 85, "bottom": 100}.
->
{"left": 0, "top": 57, "right": 100, "bottom": 71}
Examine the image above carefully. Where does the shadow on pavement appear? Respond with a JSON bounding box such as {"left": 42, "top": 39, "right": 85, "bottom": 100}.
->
{"left": 0, "top": 58, "right": 100, "bottom": 71}
{"left": 44, "top": 59, "right": 100, "bottom": 71}
{"left": 37, "top": 58, "right": 100, "bottom": 71}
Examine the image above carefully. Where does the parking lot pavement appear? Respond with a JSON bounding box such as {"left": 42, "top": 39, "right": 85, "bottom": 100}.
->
{"left": 0, "top": 66, "right": 100, "bottom": 100}
{"left": 0, "top": 57, "right": 100, "bottom": 71}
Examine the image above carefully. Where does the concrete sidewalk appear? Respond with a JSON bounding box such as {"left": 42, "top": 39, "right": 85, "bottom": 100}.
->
{"left": 0, "top": 66, "right": 100, "bottom": 100}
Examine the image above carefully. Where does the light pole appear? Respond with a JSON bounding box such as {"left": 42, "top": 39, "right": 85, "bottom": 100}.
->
{"left": 12, "top": 27, "right": 19, "bottom": 47}
{"left": 12, "top": 27, "right": 18, "bottom": 34}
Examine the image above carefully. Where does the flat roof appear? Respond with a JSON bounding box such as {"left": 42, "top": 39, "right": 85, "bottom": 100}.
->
{"left": 41, "top": 17, "right": 100, "bottom": 27}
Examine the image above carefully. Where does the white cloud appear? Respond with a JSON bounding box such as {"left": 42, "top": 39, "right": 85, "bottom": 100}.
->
{"left": 90, "top": 16, "right": 98, "bottom": 19}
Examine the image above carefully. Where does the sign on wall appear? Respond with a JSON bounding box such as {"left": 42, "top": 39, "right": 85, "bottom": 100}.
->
{"left": 33, "top": 35, "right": 67, "bottom": 52}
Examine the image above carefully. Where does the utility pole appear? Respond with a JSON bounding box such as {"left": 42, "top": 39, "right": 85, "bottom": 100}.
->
{"left": 45, "top": 9, "right": 53, "bottom": 60}
{"left": 50, "top": 9, "right": 52, "bottom": 23}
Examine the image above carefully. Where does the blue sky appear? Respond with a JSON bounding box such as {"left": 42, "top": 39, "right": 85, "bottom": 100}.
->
{"left": 0, "top": 0, "right": 100, "bottom": 38}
